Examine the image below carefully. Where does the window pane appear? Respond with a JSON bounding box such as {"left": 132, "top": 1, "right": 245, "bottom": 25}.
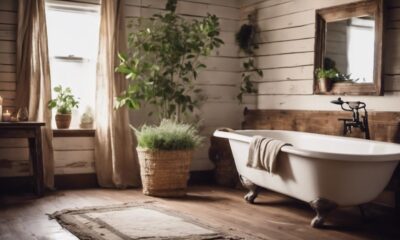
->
{"left": 46, "top": 2, "right": 100, "bottom": 128}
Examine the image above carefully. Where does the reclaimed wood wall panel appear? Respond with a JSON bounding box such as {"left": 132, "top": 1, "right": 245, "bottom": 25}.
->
{"left": 242, "top": 109, "right": 400, "bottom": 143}
{"left": 239, "top": 0, "right": 400, "bottom": 111}
{"left": 126, "top": 0, "right": 247, "bottom": 171}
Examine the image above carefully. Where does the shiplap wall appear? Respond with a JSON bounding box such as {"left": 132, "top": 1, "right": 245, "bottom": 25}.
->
{"left": 240, "top": 0, "right": 400, "bottom": 111}
{"left": 125, "top": 0, "right": 247, "bottom": 171}
{"left": 0, "top": 0, "right": 24, "bottom": 178}
{"left": 0, "top": 0, "right": 17, "bottom": 111}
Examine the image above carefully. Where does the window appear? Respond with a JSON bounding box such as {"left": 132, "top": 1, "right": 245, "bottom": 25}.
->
{"left": 347, "top": 18, "right": 375, "bottom": 83}
{"left": 45, "top": 0, "right": 100, "bottom": 128}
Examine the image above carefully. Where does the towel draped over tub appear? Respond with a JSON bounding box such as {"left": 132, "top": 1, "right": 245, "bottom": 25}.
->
{"left": 247, "top": 136, "right": 291, "bottom": 173}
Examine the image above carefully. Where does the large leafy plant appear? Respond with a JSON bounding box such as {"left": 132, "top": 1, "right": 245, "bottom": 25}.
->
{"left": 116, "top": 0, "right": 223, "bottom": 122}
{"left": 48, "top": 85, "right": 79, "bottom": 114}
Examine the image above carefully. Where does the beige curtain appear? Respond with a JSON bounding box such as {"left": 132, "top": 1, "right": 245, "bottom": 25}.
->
{"left": 15, "top": 0, "right": 54, "bottom": 188}
{"left": 95, "top": 0, "right": 140, "bottom": 188}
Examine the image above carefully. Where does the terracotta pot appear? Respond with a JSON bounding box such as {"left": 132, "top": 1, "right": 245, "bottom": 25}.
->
{"left": 55, "top": 113, "right": 72, "bottom": 129}
{"left": 318, "top": 78, "right": 331, "bottom": 93}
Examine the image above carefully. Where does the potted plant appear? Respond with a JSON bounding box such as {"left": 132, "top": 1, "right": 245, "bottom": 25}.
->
{"left": 235, "top": 13, "right": 263, "bottom": 102}
{"left": 48, "top": 85, "right": 79, "bottom": 129}
{"left": 315, "top": 68, "right": 337, "bottom": 93}
{"left": 115, "top": 0, "right": 223, "bottom": 197}
{"left": 134, "top": 120, "right": 202, "bottom": 197}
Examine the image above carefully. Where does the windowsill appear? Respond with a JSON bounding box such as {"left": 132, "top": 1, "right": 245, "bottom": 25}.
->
{"left": 53, "top": 128, "right": 95, "bottom": 137}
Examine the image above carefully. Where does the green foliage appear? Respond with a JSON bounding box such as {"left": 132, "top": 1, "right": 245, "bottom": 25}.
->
{"left": 235, "top": 15, "right": 262, "bottom": 103}
{"left": 321, "top": 57, "right": 358, "bottom": 83}
{"left": 47, "top": 85, "right": 79, "bottom": 114}
{"left": 315, "top": 68, "right": 338, "bottom": 79}
{"left": 237, "top": 58, "right": 262, "bottom": 102}
{"left": 116, "top": 0, "right": 224, "bottom": 122}
{"left": 134, "top": 119, "right": 203, "bottom": 151}
{"left": 315, "top": 68, "right": 358, "bottom": 83}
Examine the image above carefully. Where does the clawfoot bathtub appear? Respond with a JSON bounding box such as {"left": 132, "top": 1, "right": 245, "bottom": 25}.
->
{"left": 213, "top": 130, "right": 400, "bottom": 228}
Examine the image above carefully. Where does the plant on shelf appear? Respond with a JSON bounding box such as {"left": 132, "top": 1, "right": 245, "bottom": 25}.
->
{"left": 315, "top": 68, "right": 337, "bottom": 93}
{"left": 321, "top": 57, "right": 359, "bottom": 84}
{"left": 235, "top": 13, "right": 263, "bottom": 103}
{"left": 48, "top": 85, "right": 79, "bottom": 129}
{"left": 115, "top": 0, "right": 222, "bottom": 197}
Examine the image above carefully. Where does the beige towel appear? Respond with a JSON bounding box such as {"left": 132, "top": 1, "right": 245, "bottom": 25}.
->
{"left": 247, "top": 136, "right": 290, "bottom": 173}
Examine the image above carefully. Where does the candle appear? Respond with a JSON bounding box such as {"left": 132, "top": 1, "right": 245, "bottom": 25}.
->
{"left": 2, "top": 110, "right": 11, "bottom": 122}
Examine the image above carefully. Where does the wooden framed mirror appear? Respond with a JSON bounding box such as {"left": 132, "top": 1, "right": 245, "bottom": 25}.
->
{"left": 314, "top": 0, "right": 384, "bottom": 95}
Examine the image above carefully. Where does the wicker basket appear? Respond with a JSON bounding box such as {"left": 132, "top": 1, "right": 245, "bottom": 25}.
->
{"left": 137, "top": 148, "right": 193, "bottom": 197}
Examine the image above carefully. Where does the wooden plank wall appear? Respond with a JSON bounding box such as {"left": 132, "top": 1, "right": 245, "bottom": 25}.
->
{"left": 240, "top": 0, "right": 400, "bottom": 112}
{"left": 125, "top": 0, "right": 247, "bottom": 170}
{"left": 0, "top": 0, "right": 23, "bottom": 178}
{"left": 0, "top": 0, "right": 17, "bottom": 112}
{"left": 0, "top": 137, "right": 95, "bottom": 177}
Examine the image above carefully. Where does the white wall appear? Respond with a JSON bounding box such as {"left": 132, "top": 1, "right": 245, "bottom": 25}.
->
{"left": 0, "top": 0, "right": 17, "bottom": 111}
{"left": 240, "top": 0, "right": 400, "bottom": 112}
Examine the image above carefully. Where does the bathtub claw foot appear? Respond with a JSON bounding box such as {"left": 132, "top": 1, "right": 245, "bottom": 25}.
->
{"left": 309, "top": 198, "right": 337, "bottom": 228}
{"left": 240, "top": 175, "right": 260, "bottom": 204}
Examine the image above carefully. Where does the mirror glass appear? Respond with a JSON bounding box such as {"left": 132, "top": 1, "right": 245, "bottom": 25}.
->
{"left": 325, "top": 16, "right": 375, "bottom": 83}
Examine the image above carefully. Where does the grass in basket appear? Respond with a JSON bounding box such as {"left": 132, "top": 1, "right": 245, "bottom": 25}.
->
{"left": 132, "top": 119, "right": 203, "bottom": 151}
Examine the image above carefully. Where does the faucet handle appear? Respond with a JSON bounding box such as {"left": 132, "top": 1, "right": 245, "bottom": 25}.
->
{"left": 330, "top": 98, "right": 344, "bottom": 105}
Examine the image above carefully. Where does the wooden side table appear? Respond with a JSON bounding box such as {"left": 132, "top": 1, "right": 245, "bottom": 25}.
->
{"left": 0, "top": 122, "right": 45, "bottom": 196}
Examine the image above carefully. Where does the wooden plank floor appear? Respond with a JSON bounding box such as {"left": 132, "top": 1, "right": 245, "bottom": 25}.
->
{"left": 0, "top": 186, "right": 399, "bottom": 240}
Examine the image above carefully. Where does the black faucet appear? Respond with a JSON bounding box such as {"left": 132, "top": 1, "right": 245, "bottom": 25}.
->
{"left": 331, "top": 98, "right": 370, "bottom": 139}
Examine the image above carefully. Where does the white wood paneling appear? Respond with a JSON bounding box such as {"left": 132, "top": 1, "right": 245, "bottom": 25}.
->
{"left": 258, "top": 24, "right": 314, "bottom": 43}
{"left": 0, "top": 136, "right": 95, "bottom": 177}
{"left": 256, "top": 52, "right": 314, "bottom": 69}
{"left": 53, "top": 137, "right": 94, "bottom": 151}
{"left": 0, "top": 1, "right": 16, "bottom": 113}
{"left": 54, "top": 150, "right": 95, "bottom": 175}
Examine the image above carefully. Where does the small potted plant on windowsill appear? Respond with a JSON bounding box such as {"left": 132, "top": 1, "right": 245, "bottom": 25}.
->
{"left": 48, "top": 85, "right": 79, "bottom": 129}
{"left": 315, "top": 68, "right": 337, "bottom": 93}
{"left": 134, "top": 120, "right": 202, "bottom": 197}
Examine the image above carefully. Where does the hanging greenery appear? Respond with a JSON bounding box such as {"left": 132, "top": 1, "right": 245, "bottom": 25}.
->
{"left": 236, "top": 14, "right": 263, "bottom": 103}
{"left": 115, "top": 0, "right": 224, "bottom": 122}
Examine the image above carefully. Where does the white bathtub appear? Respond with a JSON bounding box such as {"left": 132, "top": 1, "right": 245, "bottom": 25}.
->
{"left": 213, "top": 129, "right": 400, "bottom": 227}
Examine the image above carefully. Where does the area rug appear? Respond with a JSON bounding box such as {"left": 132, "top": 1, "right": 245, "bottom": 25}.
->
{"left": 49, "top": 202, "right": 242, "bottom": 240}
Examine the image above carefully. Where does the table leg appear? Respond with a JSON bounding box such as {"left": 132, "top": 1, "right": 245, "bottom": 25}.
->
{"left": 28, "top": 128, "right": 44, "bottom": 197}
